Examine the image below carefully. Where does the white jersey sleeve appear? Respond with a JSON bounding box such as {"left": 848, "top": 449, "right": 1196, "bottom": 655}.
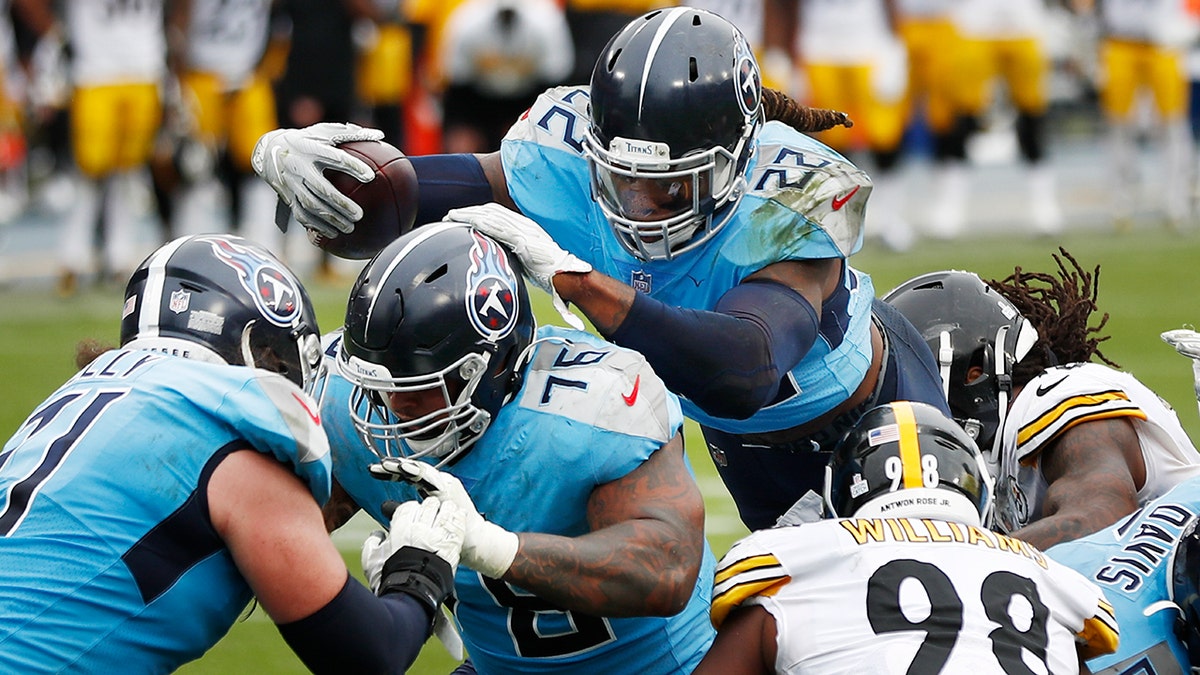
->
{"left": 712, "top": 517, "right": 1119, "bottom": 674}
{"left": 996, "top": 363, "right": 1200, "bottom": 532}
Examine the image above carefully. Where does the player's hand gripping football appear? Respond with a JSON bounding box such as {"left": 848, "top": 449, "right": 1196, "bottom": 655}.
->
{"left": 251, "top": 122, "right": 383, "bottom": 238}
{"left": 370, "top": 456, "right": 520, "bottom": 579}
{"left": 445, "top": 203, "right": 592, "bottom": 330}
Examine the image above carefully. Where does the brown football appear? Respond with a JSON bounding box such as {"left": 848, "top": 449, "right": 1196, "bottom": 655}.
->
{"left": 312, "top": 140, "right": 418, "bottom": 260}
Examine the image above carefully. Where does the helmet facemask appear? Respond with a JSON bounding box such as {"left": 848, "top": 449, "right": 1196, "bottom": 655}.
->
{"left": 340, "top": 341, "right": 494, "bottom": 468}
{"left": 585, "top": 127, "right": 753, "bottom": 261}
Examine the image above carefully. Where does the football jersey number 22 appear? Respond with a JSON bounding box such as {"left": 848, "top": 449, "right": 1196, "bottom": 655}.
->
{"left": 867, "top": 559, "right": 1050, "bottom": 674}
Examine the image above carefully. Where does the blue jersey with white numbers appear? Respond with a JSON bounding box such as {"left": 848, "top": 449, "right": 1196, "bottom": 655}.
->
{"left": 1048, "top": 476, "right": 1200, "bottom": 674}
{"left": 322, "top": 326, "right": 717, "bottom": 674}
{"left": 500, "top": 86, "right": 877, "bottom": 434}
{"left": 0, "top": 349, "right": 331, "bottom": 673}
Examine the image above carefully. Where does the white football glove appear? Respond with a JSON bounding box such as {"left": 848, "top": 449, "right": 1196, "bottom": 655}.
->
{"left": 361, "top": 497, "right": 467, "bottom": 659}
{"left": 360, "top": 496, "right": 465, "bottom": 593}
{"left": 251, "top": 122, "right": 384, "bottom": 238}
{"left": 1162, "top": 328, "right": 1200, "bottom": 416}
{"left": 444, "top": 203, "right": 592, "bottom": 330}
{"left": 370, "top": 457, "right": 520, "bottom": 579}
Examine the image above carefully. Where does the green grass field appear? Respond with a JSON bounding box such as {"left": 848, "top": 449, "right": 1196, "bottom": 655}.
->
{"left": 2, "top": 228, "right": 1199, "bottom": 672}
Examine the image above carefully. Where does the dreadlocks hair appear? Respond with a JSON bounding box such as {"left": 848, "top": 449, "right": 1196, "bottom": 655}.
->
{"left": 763, "top": 88, "right": 853, "bottom": 132}
{"left": 986, "top": 247, "right": 1118, "bottom": 388}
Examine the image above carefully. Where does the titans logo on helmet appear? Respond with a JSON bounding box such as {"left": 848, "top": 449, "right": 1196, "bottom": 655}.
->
{"left": 736, "top": 55, "right": 761, "bottom": 117}
{"left": 202, "top": 236, "right": 302, "bottom": 327}
{"left": 465, "top": 233, "right": 520, "bottom": 340}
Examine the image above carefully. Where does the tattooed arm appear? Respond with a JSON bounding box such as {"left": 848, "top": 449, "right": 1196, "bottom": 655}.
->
{"left": 502, "top": 432, "right": 706, "bottom": 617}
{"left": 1010, "top": 417, "right": 1144, "bottom": 549}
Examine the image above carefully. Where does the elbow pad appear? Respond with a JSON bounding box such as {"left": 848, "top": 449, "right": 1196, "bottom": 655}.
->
{"left": 609, "top": 280, "right": 818, "bottom": 419}
{"left": 409, "top": 154, "right": 495, "bottom": 226}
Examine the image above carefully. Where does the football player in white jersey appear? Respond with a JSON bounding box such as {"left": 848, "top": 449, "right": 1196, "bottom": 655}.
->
{"left": 15, "top": 0, "right": 170, "bottom": 295}
{"left": 887, "top": 250, "right": 1200, "bottom": 550}
{"left": 698, "top": 400, "right": 1118, "bottom": 674}
{"left": 166, "top": 0, "right": 282, "bottom": 251}
{"left": 1077, "top": 0, "right": 1198, "bottom": 231}
{"left": 938, "top": 0, "right": 1063, "bottom": 238}
{"left": 796, "top": 0, "right": 914, "bottom": 252}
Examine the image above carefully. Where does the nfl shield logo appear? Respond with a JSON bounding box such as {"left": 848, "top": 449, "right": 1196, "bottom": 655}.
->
{"left": 630, "top": 270, "right": 652, "bottom": 294}
{"left": 169, "top": 289, "right": 191, "bottom": 314}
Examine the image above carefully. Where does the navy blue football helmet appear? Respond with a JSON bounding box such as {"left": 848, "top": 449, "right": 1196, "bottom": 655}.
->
{"left": 1171, "top": 516, "right": 1200, "bottom": 667}
{"left": 585, "top": 7, "right": 763, "bottom": 261}
{"left": 120, "top": 234, "right": 322, "bottom": 389}
{"left": 337, "top": 222, "right": 535, "bottom": 466}
{"left": 824, "top": 401, "right": 994, "bottom": 526}
{"left": 883, "top": 271, "right": 1038, "bottom": 469}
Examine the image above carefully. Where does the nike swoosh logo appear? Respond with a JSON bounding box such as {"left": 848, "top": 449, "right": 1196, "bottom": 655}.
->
{"left": 292, "top": 391, "right": 321, "bottom": 425}
{"left": 831, "top": 185, "right": 860, "bottom": 211}
{"left": 1035, "top": 377, "right": 1068, "bottom": 397}
{"left": 622, "top": 375, "right": 641, "bottom": 406}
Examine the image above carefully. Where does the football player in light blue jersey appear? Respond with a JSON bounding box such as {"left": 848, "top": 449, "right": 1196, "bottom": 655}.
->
{"left": 1047, "top": 477, "right": 1200, "bottom": 673}
{"left": 255, "top": 6, "right": 951, "bottom": 531}
{"left": 0, "top": 234, "right": 464, "bottom": 674}
{"left": 315, "top": 222, "right": 716, "bottom": 674}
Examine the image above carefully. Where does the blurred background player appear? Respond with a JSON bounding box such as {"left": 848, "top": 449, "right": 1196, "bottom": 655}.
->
{"left": 887, "top": 252, "right": 1200, "bottom": 550}
{"left": 164, "top": 0, "right": 282, "bottom": 255}
{"left": 936, "top": 0, "right": 1063, "bottom": 239}
{"left": 272, "top": 0, "right": 380, "bottom": 281}
{"left": 698, "top": 401, "right": 1118, "bottom": 674}
{"left": 437, "top": 0, "right": 573, "bottom": 153}
{"left": 315, "top": 221, "right": 716, "bottom": 674}
{"left": 774, "top": 0, "right": 915, "bottom": 252}
{"left": 563, "top": 0, "right": 673, "bottom": 86}
{"left": 894, "top": 0, "right": 965, "bottom": 238}
{"left": 353, "top": 0, "right": 412, "bottom": 148}
{"left": 16, "top": 0, "right": 170, "bottom": 297}
{"left": 0, "top": 233, "right": 464, "bottom": 673}
{"left": 1075, "top": 0, "right": 1198, "bottom": 232}
{"left": 0, "top": 0, "right": 27, "bottom": 229}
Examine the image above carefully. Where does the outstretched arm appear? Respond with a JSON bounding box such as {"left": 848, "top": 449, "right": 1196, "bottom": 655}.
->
{"left": 1009, "top": 418, "right": 1143, "bottom": 549}
{"left": 555, "top": 259, "right": 835, "bottom": 419}
{"left": 252, "top": 123, "right": 513, "bottom": 246}
{"left": 445, "top": 203, "right": 838, "bottom": 420}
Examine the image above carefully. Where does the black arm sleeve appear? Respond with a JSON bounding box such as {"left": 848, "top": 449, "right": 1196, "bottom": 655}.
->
{"left": 608, "top": 279, "right": 819, "bottom": 420}
{"left": 277, "top": 574, "right": 434, "bottom": 675}
{"left": 409, "top": 154, "right": 495, "bottom": 227}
